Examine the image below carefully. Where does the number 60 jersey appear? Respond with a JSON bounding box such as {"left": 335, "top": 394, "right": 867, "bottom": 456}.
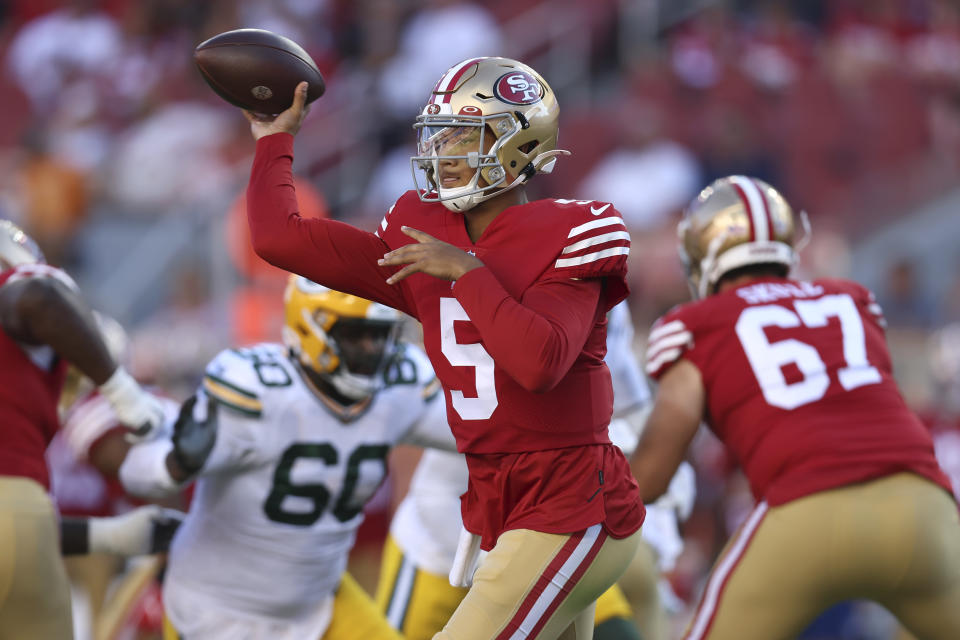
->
{"left": 162, "top": 342, "right": 455, "bottom": 628}
{"left": 645, "top": 276, "right": 952, "bottom": 507}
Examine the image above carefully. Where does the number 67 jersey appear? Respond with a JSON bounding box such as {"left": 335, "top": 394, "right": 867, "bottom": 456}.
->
{"left": 645, "top": 276, "right": 953, "bottom": 506}
{"left": 161, "top": 342, "right": 454, "bottom": 635}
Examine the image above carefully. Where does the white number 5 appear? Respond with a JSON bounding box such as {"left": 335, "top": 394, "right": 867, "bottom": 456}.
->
{"left": 735, "top": 294, "right": 881, "bottom": 410}
{"left": 440, "top": 298, "right": 498, "bottom": 420}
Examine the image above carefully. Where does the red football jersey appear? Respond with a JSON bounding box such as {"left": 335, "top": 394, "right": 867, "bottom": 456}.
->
{"left": 247, "top": 133, "right": 644, "bottom": 548}
{"left": 0, "top": 264, "right": 72, "bottom": 489}
{"left": 646, "top": 276, "right": 953, "bottom": 506}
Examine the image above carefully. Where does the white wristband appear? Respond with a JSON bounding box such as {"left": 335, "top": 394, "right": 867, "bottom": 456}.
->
{"left": 98, "top": 366, "right": 138, "bottom": 406}
{"left": 88, "top": 506, "right": 158, "bottom": 555}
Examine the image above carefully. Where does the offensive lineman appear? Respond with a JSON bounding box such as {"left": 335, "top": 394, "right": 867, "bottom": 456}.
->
{"left": 0, "top": 219, "right": 166, "bottom": 638}
{"left": 119, "top": 276, "right": 458, "bottom": 639}
{"left": 244, "top": 57, "right": 643, "bottom": 640}
{"left": 376, "top": 300, "right": 695, "bottom": 640}
{"left": 631, "top": 176, "right": 960, "bottom": 639}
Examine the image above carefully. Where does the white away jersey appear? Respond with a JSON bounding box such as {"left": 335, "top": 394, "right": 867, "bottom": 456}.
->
{"left": 163, "top": 342, "right": 453, "bottom": 630}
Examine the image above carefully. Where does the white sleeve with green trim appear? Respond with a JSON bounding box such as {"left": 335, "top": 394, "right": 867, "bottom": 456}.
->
{"left": 196, "top": 346, "right": 281, "bottom": 474}
{"left": 202, "top": 348, "right": 267, "bottom": 419}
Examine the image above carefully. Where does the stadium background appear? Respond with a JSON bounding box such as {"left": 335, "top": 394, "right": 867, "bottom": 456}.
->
{"left": 3, "top": 0, "right": 960, "bottom": 638}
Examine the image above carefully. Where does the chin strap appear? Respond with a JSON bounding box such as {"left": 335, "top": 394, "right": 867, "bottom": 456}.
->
{"left": 440, "top": 149, "right": 572, "bottom": 213}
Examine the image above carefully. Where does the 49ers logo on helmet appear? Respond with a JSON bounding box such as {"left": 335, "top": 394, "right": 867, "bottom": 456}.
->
{"left": 493, "top": 71, "right": 542, "bottom": 105}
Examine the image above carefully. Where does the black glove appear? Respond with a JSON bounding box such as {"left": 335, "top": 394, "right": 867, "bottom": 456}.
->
{"left": 149, "top": 508, "right": 185, "bottom": 554}
{"left": 171, "top": 394, "right": 219, "bottom": 476}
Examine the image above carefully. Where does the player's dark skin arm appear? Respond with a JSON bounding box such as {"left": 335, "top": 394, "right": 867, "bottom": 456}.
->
{"left": 0, "top": 277, "right": 117, "bottom": 384}
{"left": 630, "top": 359, "right": 705, "bottom": 503}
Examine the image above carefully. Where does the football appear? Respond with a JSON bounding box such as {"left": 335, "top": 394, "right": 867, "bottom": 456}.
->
{"left": 194, "top": 28, "right": 325, "bottom": 114}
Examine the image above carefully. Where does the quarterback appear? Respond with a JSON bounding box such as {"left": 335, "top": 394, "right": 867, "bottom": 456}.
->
{"left": 630, "top": 176, "right": 960, "bottom": 639}
{"left": 119, "top": 277, "right": 457, "bottom": 639}
{"left": 0, "top": 220, "right": 165, "bottom": 639}
{"left": 376, "top": 301, "right": 694, "bottom": 640}
{"left": 243, "top": 57, "right": 644, "bottom": 639}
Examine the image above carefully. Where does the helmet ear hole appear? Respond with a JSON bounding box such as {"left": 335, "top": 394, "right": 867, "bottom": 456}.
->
{"left": 518, "top": 140, "right": 537, "bottom": 153}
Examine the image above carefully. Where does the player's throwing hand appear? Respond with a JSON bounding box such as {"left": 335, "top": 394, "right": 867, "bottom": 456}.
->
{"left": 242, "top": 81, "right": 310, "bottom": 140}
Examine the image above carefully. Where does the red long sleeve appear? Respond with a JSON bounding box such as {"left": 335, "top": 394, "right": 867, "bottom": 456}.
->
{"left": 453, "top": 267, "right": 602, "bottom": 392}
{"left": 246, "top": 134, "right": 412, "bottom": 315}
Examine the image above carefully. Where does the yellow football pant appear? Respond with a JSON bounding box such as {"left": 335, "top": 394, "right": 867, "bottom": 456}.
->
{"left": 164, "top": 572, "right": 400, "bottom": 640}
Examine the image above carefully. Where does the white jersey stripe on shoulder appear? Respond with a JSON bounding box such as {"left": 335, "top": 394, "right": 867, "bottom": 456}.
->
{"left": 555, "top": 246, "right": 629, "bottom": 269}
{"left": 729, "top": 176, "right": 769, "bottom": 242}
{"left": 646, "top": 330, "right": 693, "bottom": 364}
{"left": 567, "top": 216, "right": 624, "bottom": 239}
{"left": 562, "top": 231, "right": 631, "bottom": 255}
{"left": 648, "top": 319, "right": 687, "bottom": 344}
{"left": 645, "top": 347, "right": 683, "bottom": 376}
{"left": 685, "top": 502, "right": 769, "bottom": 640}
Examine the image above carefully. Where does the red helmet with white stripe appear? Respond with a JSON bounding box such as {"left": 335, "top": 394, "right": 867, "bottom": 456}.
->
{"left": 679, "top": 176, "right": 810, "bottom": 298}
{"left": 411, "top": 57, "right": 568, "bottom": 212}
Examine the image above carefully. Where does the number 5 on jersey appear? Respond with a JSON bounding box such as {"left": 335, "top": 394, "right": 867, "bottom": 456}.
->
{"left": 440, "top": 298, "right": 498, "bottom": 420}
{"left": 736, "top": 294, "right": 881, "bottom": 410}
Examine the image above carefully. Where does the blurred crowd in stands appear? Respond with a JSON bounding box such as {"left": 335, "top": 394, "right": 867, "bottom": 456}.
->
{"left": 2, "top": 0, "right": 960, "bottom": 638}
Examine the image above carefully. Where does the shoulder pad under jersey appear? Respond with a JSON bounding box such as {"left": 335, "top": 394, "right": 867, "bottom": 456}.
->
{"left": 202, "top": 343, "right": 293, "bottom": 418}
{"left": 383, "top": 343, "right": 442, "bottom": 401}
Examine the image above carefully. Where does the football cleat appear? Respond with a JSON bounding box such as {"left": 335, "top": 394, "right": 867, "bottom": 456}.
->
{"left": 411, "top": 57, "right": 569, "bottom": 212}
{"left": 282, "top": 275, "right": 403, "bottom": 400}
{"left": 679, "top": 176, "right": 810, "bottom": 298}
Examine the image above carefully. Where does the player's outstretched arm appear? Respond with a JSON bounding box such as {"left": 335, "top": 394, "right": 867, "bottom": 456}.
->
{"left": 242, "top": 85, "right": 410, "bottom": 313}
{"left": 60, "top": 505, "right": 185, "bottom": 556}
{"left": 0, "top": 275, "right": 164, "bottom": 438}
{"left": 630, "top": 359, "right": 704, "bottom": 503}
{"left": 119, "top": 393, "right": 218, "bottom": 498}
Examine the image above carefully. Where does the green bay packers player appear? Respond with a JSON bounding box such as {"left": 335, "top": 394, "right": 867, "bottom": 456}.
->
{"left": 118, "top": 276, "right": 457, "bottom": 640}
{"left": 375, "top": 301, "right": 695, "bottom": 640}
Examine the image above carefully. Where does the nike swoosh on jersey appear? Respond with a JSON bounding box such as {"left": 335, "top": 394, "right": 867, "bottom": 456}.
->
{"left": 590, "top": 204, "right": 611, "bottom": 216}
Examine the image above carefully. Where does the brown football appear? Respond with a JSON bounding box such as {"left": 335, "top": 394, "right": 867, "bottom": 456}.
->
{"left": 194, "top": 28, "right": 325, "bottom": 114}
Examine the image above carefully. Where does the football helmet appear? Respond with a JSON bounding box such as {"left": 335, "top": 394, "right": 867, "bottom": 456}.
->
{"left": 411, "top": 57, "right": 569, "bottom": 212}
{"left": 0, "top": 219, "right": 44, "bottom": 270}
{"left": 678, "top": 176, "right": 810, "bottom": 298}
{"left": 282, "top": 276, "right": 402, "bottom": 400}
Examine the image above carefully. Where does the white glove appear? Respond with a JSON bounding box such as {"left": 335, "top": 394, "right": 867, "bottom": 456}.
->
{"left": 660, "top": 460, "right": 697, "bottom": 521}
{"left": 98, "top": 366, "right": 165, "bottom": 440}
{"left": 449, "top": 527, "right": 484, "bottom": 588}
{"left": 88, "top": 505, "right": 185, "bottom": 556}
